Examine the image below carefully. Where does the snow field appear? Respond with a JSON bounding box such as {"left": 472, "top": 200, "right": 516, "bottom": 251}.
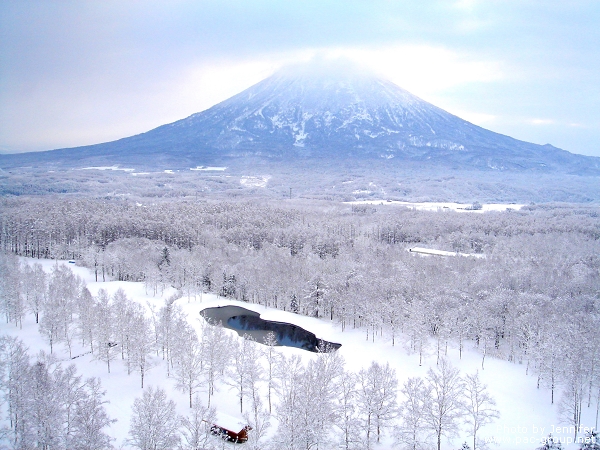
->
{"left": 346, "top": 200, "right": 525, "bottom": 213}
{"left": 1, "top": 258, "right": 596, "bottom": 449}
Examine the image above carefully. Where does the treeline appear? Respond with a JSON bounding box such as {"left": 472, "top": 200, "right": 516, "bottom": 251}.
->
{"left": 1, "top": 198, "right": 600, "bottom": 438}
{"left": 2, "top": 197, "right": 600, "bottom": 260}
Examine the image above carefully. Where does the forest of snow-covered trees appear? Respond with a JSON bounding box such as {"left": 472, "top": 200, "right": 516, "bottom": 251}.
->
{"left": 0, "top": 257, "right": 510, "bottom": 449}
{"left": 1, "top": 197, "right": 599, "bottom": 449}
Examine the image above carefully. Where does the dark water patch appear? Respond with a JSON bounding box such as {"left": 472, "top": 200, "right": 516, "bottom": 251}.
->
{"left": 200, "top": 306, "right": 341, "bottom": 353}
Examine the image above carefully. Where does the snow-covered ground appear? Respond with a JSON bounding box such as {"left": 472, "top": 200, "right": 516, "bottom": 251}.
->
{"left": 408, "top": 247, "right": 486, "bottom": 258}
{"left": 1, "top": 258, "right": 596, "bottom": 449}
{"left": 190, "top": 166, "right": 227, "bottom": 171}
{"left": 78, "top": 166, "right": 136, "bottom": 172}
{"left": 346, "top": 200, "right": 525, "bottom": 213}
{"left": 240, "top": 175, "right": 270, "bottom": 187}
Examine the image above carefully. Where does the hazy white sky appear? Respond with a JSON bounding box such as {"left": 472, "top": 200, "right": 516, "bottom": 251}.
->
{"left": 1, "top": 0, "right": 599, "bottom": 156}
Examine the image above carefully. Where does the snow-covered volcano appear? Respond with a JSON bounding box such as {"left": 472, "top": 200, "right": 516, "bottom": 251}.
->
{"left": 168, "top": 62, "right": 474, "bottom": 158}
{"left": 1, "top": 60, "right": 598, "bottom": 174}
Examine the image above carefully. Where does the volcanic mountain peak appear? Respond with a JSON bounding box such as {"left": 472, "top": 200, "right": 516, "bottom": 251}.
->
{"left": 1, "top": 60, "right": 598, "bottom": 176}
{"left": 159, "top": 61, "right": 477, "bottom": 156}
{"left": 185, "top": 61, "right": 436, "bottom": 127}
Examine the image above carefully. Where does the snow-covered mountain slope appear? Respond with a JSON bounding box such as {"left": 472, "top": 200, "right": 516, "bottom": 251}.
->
{"left": 1, "top": 61, "right": 599, "bottom": 174}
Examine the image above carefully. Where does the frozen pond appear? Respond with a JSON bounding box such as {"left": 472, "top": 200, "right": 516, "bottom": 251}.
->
{"left": 200, "top": 305, "right": 341, "bottom": 352}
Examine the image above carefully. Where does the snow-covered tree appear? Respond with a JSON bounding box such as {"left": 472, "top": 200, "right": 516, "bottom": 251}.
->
{"left": 243, "top": 396, "right": 271, "bottom": 450}
{"left": 558, "top": 322, "right": 589, "bottom": 443}
{"left": 22, "top": 262, "right": 47, "bottom": 324}
{"left": 200, "top": 321, "right": 232, "bottom": 407}
{"left": 425, "top": 358, "right": 465, "bottom": 450}
{"left": 93, "top": 289, "right": 118, "bottom": 373}
{"left": 0, "top": 336, "right": 32, "bottom": 448}
{"left": 262, "top": 331, "right": 279, "bottom": 413}
{"left": 128, "top": 386, "right": 180, "bottom": 450}
{"left": 129, "top": 307, "right": 155, "bottom": 388}
{"left": 0, "top": 254, "right": 23, "bottom": 328}
{"left": 226, "top": 335, "right": 264, "bottom": 414}
{"left": 44, "top": 265, "right": 82, "bottom": 357}
{"left": 68, "top": 377, "right": 115, "bottom": 450}
{"left": 158, "top": 296, "right": 186, "bottom": 376}
{"left": 356, "top": 361, "right": 398, "bottom": 449}
{"left": 173, "top": 324, "right": 205, "bottom": 407}
{"left": 463, "top": 371, "right": 499, "bottom": 450}
{"left": 29, "top": 358, "right": 64, "bottom": 449}
{"left": 56, "top": 363, "right": 85, "bottom": 445}
{"left": 112, "top": 288, "right": 133, "bottom": 361}
{"left": 336, "top": 370, "right": 362, "bottom": 450}
{"left": 404, "top": 297, "right": 431, "bottom": 366}
{"left": 396, "top": 377, "right": 431, "bottom": 450}
{"left": 272, "top": 354, "right": 305, "bottom": 450}
{"left": 294, "top": 350, "right": 345, "bottom": 450}
{"left": 536, "top": 434, "right": 563, "bottom": 450}
{"left": 304, "top": 275, "right": 328, "bottom": 318}
{"left": 179, "top": 397, "right": 216, "bottom": 450}
{"left": 77, "top": 287, "right": 97, "bottom": 354}
{"left": 579, "top": 430, "right": 600, "bottom": 450}
{"left": 535, "top": 325, "right": 562, "bottom": 404}
{"left": 0, "top": 340, "right": 114, "bottom": 449}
